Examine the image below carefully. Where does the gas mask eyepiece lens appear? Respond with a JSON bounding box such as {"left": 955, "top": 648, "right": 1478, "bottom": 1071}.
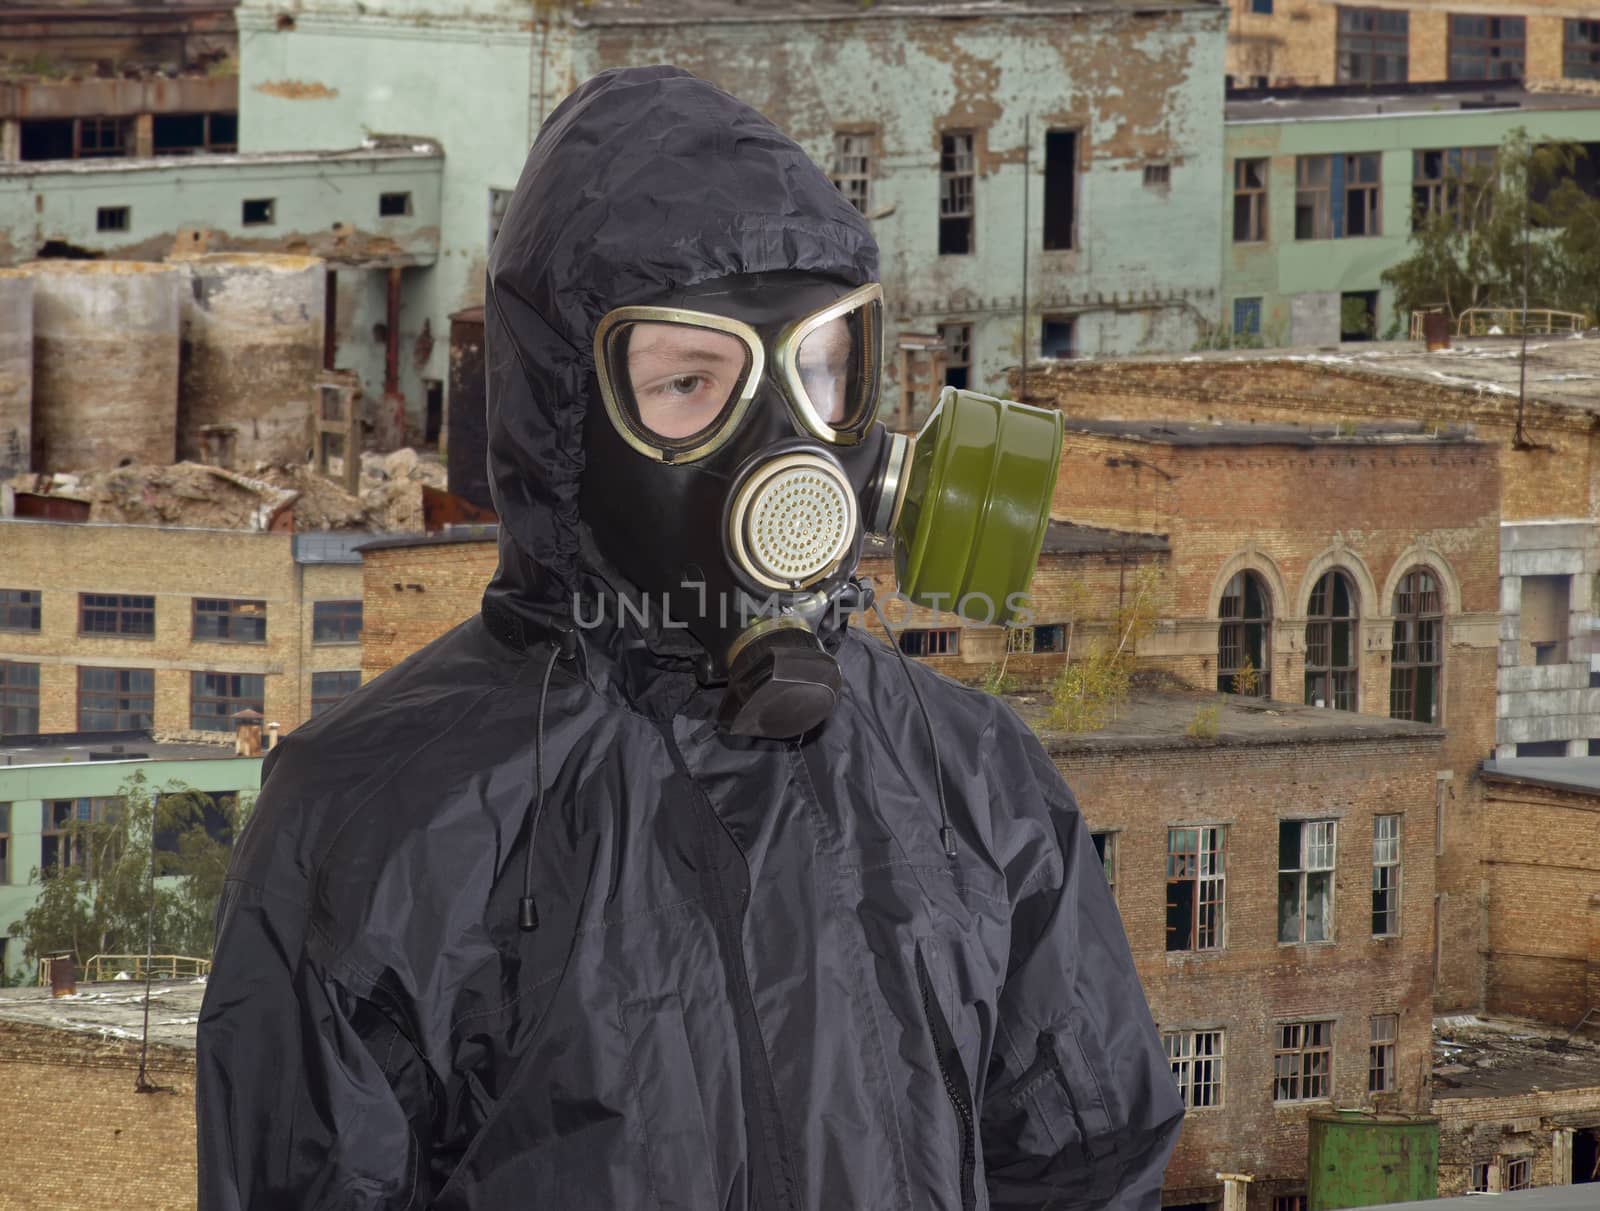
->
{"left": 778, "top": 283, "right": 882, "bottom": 444}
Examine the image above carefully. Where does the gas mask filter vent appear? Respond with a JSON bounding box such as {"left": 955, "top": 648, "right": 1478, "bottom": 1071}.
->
{"left": 729, "top": 452, "right": 858, "bottom": 591}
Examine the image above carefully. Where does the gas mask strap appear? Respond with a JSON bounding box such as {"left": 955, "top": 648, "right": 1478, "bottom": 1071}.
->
{"left": 869, "top": 595, "right": 957, "bottom": 861}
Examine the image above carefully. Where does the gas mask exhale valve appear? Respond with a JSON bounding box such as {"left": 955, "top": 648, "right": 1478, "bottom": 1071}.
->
{"left": 579, "top": 272, "right": 1063, "bottom": 739}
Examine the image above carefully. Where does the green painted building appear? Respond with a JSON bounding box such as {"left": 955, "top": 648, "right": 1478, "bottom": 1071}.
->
{"left": 1223, "top": 82, "right": 1600, "bottom": 346}
{"left": 0, "top": 734, "right": 262, "bottom": 981}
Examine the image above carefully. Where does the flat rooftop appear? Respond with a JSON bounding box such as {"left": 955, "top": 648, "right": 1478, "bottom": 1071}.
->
{"left": 1227, "top": 80, "right": 1600, "bottom": 124}
{"left": 1023, "top": 686, "right": 1443, "bottom": 755}
{"left": 576, "top": 0, "right": 1219, "bottom": 25}
{"left": 865, "top": 519, "right": 1168, "bottom": 558}
{"left": 0, "top": 140, "right": 441, "bottom": 179}
{"left": 1482, "top": 756, "right": 1600, "bottom": 796}
{"left": 0, "top": 729, "right": 238, "bottom": 768}
{"left": 1059, "top": 417, "right": 1478, "bottom": 448}
{"left": 0, "top": 980, "right": 205, "bottom": 1051}
{"left": 1433, "top": 1015, "right": 1600, "bottom": 1101}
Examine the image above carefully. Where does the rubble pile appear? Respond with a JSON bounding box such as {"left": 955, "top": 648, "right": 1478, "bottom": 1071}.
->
{"left": 3, "top": 448, "right": 447, "bottom": 534}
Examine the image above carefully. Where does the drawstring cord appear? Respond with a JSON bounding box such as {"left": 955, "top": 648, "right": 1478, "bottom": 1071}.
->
{"left": 519, "top": 636, "right": 568, "bottom": 932}
{"left": 869, "top": 598, "right": 957, "bottom": 861}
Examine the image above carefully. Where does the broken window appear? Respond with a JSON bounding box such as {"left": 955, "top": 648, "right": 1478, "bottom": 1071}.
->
{"left": 1569, "top": 20, "right": 1600, "bottom": 79}
{"left": 1469, "top": 1162, "right": 1492, "bottom": 1193}
{"left": 939, "top": 322, "right": 972, "bottom": 390}
{"left": 380, "top": 192, "right": 412, "bottom": 218}
{"left": 1450, "top": 15, "right": 1525, "bottom": 80}
{"left": 1166, "top": 826, "right": 1226, "bottom": 951}
{"left": 1233, "top": 298, "right": 1262, "bottom": 337}
{"left": 76, "top": 117, "right": 130, "bottom": 159}
{"left": 78, "top": 667, "right": 154, "bottom": 732}
{"left": 1233, "top": 157, "right": 1268, "bottom": 243}
{"left": 0, "top": 661, "right": 41, "bottom": 736}
{"left": 898, "top": 628, "right": 959, "bottom": 657}
{"left": 1163, "top": 1029, "right": 1224, "bottom": 1108}
{"left": 1390, "top": 568, "right": 1442, "bottom": 723}
{"left": 1341, "top": 290, "right": 1378, "bottom": 340}
{"left": 1041, "top": 317, "right": 1074, "bottom": 359}
{"left": 1279, "top": 819, "right": 1336, "bottom": 943}
{"left": 1273, "top": 1020, "right": 1333, "bottom": 1102}
{"left": 1034, "top": 623, "right": 1066, "bottom": 653}
{"left": 1412, "top": 147, "right": 1497, "bottom": 231}
{"left": 1272, "top": 1198, "right": 1307, "bottom": 1211}
{"left": 1519, "top": 573, "right": 1571, "bottom": 666}
{"left": 488, "top": 188, "right": 513, "bottom": 249}
{"left": 1368, "top": 1013, "right": 1397, "bottom": 1092}
{"left": 311, "top": 670, "right": 361, "bottom": 717}
{"left": 79, "top": 593, "right": 155, "bottom": 637}
{"left": 40, "top": 798, "right": 120, "bottom": 877}
{"left": 1218, "top": 570, "right": 1272, "bottom": 696}
{"left": 1345, "top": 154, "right": 1381, "bottom": 236}
{"left": 1372, "top": 814, "right": 1402, "bottom": 936}
{"left": 20, "top": 119, "right": 74, "bottom": 161}
{"left": 190, "top": 672, "right": 266, "bottom": 732}
{"left": 242, "top": 198, "right": 276, "bottom": 227}
{"left": 1043, "top": 130, "right": 1078, "bottom": 250}
{"left": 1337, "top": 8, "right": 1409, "bottom": 83}
{"left": 97, "top": 206, "right": 130, "bottom": 233}
{"left": 1305, "top": 569, "right": 1358, "bottom": 710}
{"left": 0, "top": 589, "right": 41, "bottom": 632}
{"left": 193, "top": 598, "right": 267, "bottom": 644}
{"left": 1295, "top": 156, "right": 1332, "bottom": 240}
{"left": 1090, "top": 830, "right": 1117, "bottom": 897}
{"left": 939, "top": 131, "right": 975, "bottom": 255}
{"left": 1006, "top": 626, "right": 1035, "bottom": 655}
{"left": 1143, "top": 163, "right": 1171, "bottom": 189}
{"left": 153, "top": 112, "right": 238, "bottom": 155}
{"left": 831, "top": 132, "right": 874, "bottom": 215}
{"left": 1504, "top": 1157, "right": 1532, "bottom": 1191}
{"left": 313, "top": 600, "right": 363, "bottom": 644}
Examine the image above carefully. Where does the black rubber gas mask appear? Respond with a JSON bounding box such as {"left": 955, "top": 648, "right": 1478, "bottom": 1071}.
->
{"left": 580, "top": 273, "right": 900, "bottom": 738}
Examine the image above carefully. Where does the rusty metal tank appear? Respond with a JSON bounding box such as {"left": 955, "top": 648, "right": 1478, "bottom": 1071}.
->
{"left": 1308, "top": 1110, "right": 1439, "bottom": 1210}
{"left": 0, "top": 268, "right": 32, "bottom": 477}
{"left": 170, "top": 252, "right": 326, "bottom": 467}
{"left": 28, "top": 259, "right": 181, "bottom": 471}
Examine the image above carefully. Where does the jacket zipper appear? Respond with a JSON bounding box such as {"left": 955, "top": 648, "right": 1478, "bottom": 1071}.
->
{"left": 915, "top": 948, "right": 976, "bottom": 1211}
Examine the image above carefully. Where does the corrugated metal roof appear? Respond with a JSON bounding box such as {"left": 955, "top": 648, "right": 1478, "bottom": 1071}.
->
{"left": 293, "top": 531, "right": 376, "bottom": 564}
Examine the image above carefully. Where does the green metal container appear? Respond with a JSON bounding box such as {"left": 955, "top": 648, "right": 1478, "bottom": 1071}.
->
{"left": 893, "top": 387, "right": 1063, "bottom": 627}
{"left": 1307, "top": 1111, "right": 1439, "bottom": 1211}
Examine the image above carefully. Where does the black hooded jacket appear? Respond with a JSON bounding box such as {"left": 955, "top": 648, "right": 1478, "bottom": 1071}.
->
{"left": 195, "top": 67, "right": 1183, "bottom": 1211}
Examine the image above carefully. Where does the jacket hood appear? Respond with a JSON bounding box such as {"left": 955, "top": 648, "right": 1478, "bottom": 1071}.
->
{"left": 482, "top": 65, "right": 880, "bottom": 629}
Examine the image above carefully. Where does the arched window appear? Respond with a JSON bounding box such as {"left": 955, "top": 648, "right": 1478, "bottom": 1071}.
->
{"left": 1218, "top": 570, "right": 1272, "bottom": 696}
{"left": 1390, "top": 567, "right": 1442, "bottom": 722}
{"left": 1305, "top": 570, "right": 1359, "bottom": 711}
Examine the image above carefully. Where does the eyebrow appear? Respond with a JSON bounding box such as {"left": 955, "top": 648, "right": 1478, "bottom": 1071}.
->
{"left": 629, "top": 342, "right": 745, "bottom": 368}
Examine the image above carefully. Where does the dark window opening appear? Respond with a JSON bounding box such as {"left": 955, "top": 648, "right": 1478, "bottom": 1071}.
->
{"left": 1279, "top": 819, "right": 1335, "bottom": 943}
{"left": 1450, "top": 15, "right": 1525, "bottom": 80}
{"left": 1252, "top": 0, "right": 1273, "bottom": 12}
{"left": 1043, "top": 130, "right": 1078, "bottom": 250}
{"left": 424, "top": 378, "right": 444, "bottom": 445}
{"left": 1166, "top": 826, "right": 1225, "bottom": 951}
{"left": 1274, "top": 1020, "right": 1333, "bottom": 1101}
{"left": 1516, "top": 740, "right": 1569, "bottom": 757}
{"left": 154, "top": 791, "right": 236, "bottom": 855}
{"left": 0, "top": 661, "right": 41, "bottom": 736}
{"left": 242, "top": 198, "right": 276, "bottom": 227}
{"left": 1165, "top": 1029, "right": 1224, "bottom": 1108}
{"left": 75, "top": 117, "right": 130, "bottom": 159}
{"left": 40, "top": 797, "right": 121, "bottom": 878}
{"left": 939, "top": 131, "right": 975, "bottom": 255}
{"left": 77, "top": 667, "right": 154, "bottom": 732}
{"left": 153, "top": 113, "right": 205, "bottom": 154}
{"left": 831, "top": 132, "right": 873, "bottom": 215}
{"left": 1234, "top": 298, "right": 1262, "bottom": 337}
{"left": 1296, "top": 155, "right": 1331, "bottom": 239}
{"left": 193, "top": 598, "right": 267, "bottom": 644}
{"left": 1372, "top": 814, "right": 1401, "bottom": 936}
{"left": 0, "top": 589, "right": 42, "bottom": 632}
{"left": 0, "top": 804, "right": 9, "bottom": 884}
{"left": 1573, "top": 1127, "right": 1599, "bottom": 1183}
{"left": 1234, "top": 157, "right": 1268, "bottom": 242}
{"left": 1341, "top": 290, "right": 1378, "bottom": 341}
{"left": 1412, "top": 147, "right": 1497, "bottom": 231}
{"left": 79, "top": 593, "right": 154, "bottom": 637}
{"left": 20, "top": 119, "right": 74, "bottom": 162}
{"left": 1345, "top": 153, "right": 1381, "bottom": 236}
{"left": 1090, "top": 830, "right": 1117, "bottom": 896}
{"left": 939, "top": 323, "right": 972, "bottom": 390}
{"left": 898, "top": 628, "right": 959, "bottom": 657}
{"left": 1305, "top": 569, "right": 1359, "bottom": 709}
{"left": 1569, "top": 20, "right": 1600, "bottom": 80}
{"left": 1034, "top": 623, "right": 1066, "bottom": 653}
{"left": 96, "top": 206, "right": 130, "bottom": 233}
{"left": 311, "top": 671, "right": 361, "bottom": 717}
{"left": 1390, "top": 567, "right": 1442, "bottom": 722}
{"left": 1041, "top": 317, "right": 1074, "bottom": 359}
{"left": 1369, "top": 1014, "right": 1398, "bottom": 1092}
{"left": 1337, "top": 7, "right": 1409, "bottom": 83}
{"left": 1143, "top": 163, "right": 1171, "bottom": 189}
{"left": 190, "top": 672, "right": 265, "bottom": 733}
{"left": 208, "top": 112, "right": 239, "bottom": 152}
{"left": 313, "top": 600, "right": 363, "bottom": 644}
{"left": 380, "top": 192, "right": 412, "bottom": 218}
{"left": 1218, "top": 570, "right": 1271, "bottom": 695}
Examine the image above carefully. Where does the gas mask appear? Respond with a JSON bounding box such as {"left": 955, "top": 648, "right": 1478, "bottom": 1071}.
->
{"left": 580, "top": 272, "right": 1062, "bottom": 739}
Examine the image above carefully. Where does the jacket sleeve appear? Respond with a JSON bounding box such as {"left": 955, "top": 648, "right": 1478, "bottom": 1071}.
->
{"left": 196, "top": 877, "right": 427, "bottom": 1211}
{"left": 980, "top": 743, "right": 1184, "bottom": 1211}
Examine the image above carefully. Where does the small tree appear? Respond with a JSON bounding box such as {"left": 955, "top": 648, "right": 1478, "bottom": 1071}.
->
{"left": 1047, "top": 565, "right": 1162, "bottom": 733}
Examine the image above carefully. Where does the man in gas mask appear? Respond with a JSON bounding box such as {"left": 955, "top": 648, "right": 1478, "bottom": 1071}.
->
{"left": 196, "top": 66, "right": 1182, "bottom": 1211}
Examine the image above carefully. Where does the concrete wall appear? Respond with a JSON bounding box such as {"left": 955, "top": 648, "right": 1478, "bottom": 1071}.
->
{"left": 0, "top": 520, "right": 363, "bottom": 736}
{"left": 1223, "top": 105, "right": 1600, "bottom": 346}
{"left": 0, "top": 754, "right": 262, "bottom": 980}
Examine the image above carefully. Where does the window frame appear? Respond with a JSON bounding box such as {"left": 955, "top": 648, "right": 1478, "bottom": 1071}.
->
{"left": 1412, "top": 147, "right": 1497, "bottom": 231}
{"left": 189, "top": 671, "right": 266, "bottom": 733}
{"left": 1295, "top": 156, "right": 1332, "bottom": 240}
{"left": 192, "top": 597, "right": 268, "bottom": 645}
{"left": 1305, "top": 569, "right": 1359, "bottom": 711}
{"left": 1164, "top": 1028, "right": 1225, "bottom": 1109}
{"left": 1343, "top": 152, "right": 1382, "bottom": 238}
{"left": 1233, "top": 157, "right": 1269, "bottom": 243}
{"left": 1090, "top": 829, "right": 1118, "bottom": 899}
{"left": 1042, "top": 128, "right": 1079, "bottom": 252}
{"left": 1369, "top": 1013, "right": 1398, "bottom": 1093}
{"left": 379, "top": 191, "right": 413, "bottom": 218}
{"left": 1279, "top": 818, "right": 1337, "bottom": 944}
{"left": 1503, "top": 1156, "right": 1532, "bottom": 1191}
{"left": 242, "top": 197, "right": 276, "bottom": 227}
{"left": 79, "top": 593, "right": 155, "bottom": 637}
{"left": 1372, "top": 813, "right": 1402, "bottom": 937}
{"left": 1390, "top": 567, "right": 1443, "bottom": 723}
{"left": 0, "top": 802, "right": 8, "bottom": 884}
{"left": 0, "top": 588, "right": 41, "bottom": 632}
{"left": 830, "top": 131, "right": 874, "bottom": 216}
{"left": 1218, "top": 570, "right": 1272, "bottom": 696}
{"left": 1449, "top": 14, "right": 1526, "bottom": 81}
{"left": 0, "top": 660, "right": 41, "bottom": 736}
{"left": 1469, "top": 1161, "right": 1493, "bottom": 1193}
{"left": 1166, "top": 825, "right": 1226, "bottom": 952}
{"left": 310, "top": 670, "right": 361, "bottom": 717}
{"left": 312, "top": 600, "right": 363, "bottom": 645}
{"left": 1034, "top": 623, "right": 1066, "bottom": 654}
{"left": 1336, "top": 7, "right": 1410, "bottom": 84}
{"left": 77, "top": 666, "right": 155, "bottom": 732}
{"left": 40, "top": 797, "right": 121, "bottom": 877}
{"left": 898, "top": 628, "right": 960, "bottom": 658}
{"left": 939, "top": 321, "right": 973, "bottom": 391}
{"left": 1273, "top": 1019, "right": 1334, "bottom": 1103}
{"left": 939, "top": 130, "right": 976, "bottom": 256}
{"left": 1567, "top": 19, "right": 1600, "bottom": 80}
